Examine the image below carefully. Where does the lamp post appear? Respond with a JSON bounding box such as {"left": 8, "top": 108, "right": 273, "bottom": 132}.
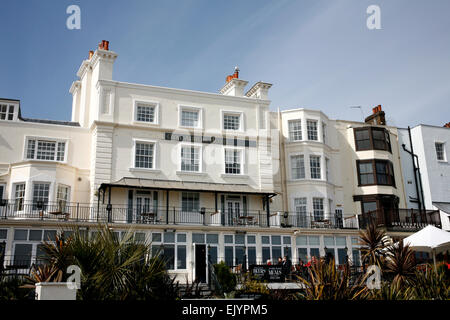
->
{"left": 243, "top": 246, "right": 247, "bottom": 273}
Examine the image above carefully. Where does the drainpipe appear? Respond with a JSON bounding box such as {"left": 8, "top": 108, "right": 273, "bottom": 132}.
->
{"left": 402, "top": 126, "right": 425, "bottom": 213}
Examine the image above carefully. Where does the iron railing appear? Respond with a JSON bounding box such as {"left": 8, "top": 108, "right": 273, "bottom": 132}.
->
{"left": 0, "top": 201, "right": 442, "bottom": 231}
{"left": 358, "top": 208, "right": 441, "bottom": 231}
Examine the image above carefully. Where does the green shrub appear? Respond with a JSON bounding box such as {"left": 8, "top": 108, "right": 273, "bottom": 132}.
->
{"left": 213, "top": 261, "right": 236, "bottom": 293}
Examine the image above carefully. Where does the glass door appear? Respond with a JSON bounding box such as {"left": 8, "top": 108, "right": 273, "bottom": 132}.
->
{"left": 135, "top": 192, "right": 152, "bottom": 223}
{"left": 226, "top": 197, "right": 241, "bottom": 226}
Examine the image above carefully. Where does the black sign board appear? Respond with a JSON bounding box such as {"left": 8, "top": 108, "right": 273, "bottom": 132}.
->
{"left": 249, "top": 265, "right": 283, "bottom": 282}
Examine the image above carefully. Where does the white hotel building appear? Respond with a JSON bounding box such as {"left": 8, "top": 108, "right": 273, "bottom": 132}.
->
{"left": 0, "top": 41, "right": 442, "bottom": 283}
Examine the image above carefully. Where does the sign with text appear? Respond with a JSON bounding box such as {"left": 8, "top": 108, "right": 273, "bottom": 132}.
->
{"left": 249, "top": 265, "right": 283, "bottom": 282}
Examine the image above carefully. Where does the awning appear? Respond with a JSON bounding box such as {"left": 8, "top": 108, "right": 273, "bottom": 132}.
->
{"left": 433, "top": 202, "right": 450, "bottom": 215}
{"left": 99, "top": 177, "right": 277, "bottom": 196}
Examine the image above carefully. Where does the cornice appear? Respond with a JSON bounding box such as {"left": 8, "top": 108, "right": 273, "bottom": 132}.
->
{"left": 245, "top": 81, "right": 273, "bottom": 97}
{"left": 219, "top": 78, "right": 249, "bottom": 95}
{"left": 69, "top": 81, "right": 81, "bottom": 95}
{"left": 97, "top": 80, "right": 271, "bottom": 106}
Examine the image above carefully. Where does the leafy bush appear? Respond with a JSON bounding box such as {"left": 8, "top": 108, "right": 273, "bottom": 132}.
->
{"left": 213, "top": 261, "right": 236, "bottom": 293}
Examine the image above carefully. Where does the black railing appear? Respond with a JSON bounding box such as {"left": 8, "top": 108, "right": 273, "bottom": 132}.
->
{"left": 358, "top": 209, "right": 441, "bottom": 231}
{"left": 0, "top": 201, "right": 441, "bottom": 231}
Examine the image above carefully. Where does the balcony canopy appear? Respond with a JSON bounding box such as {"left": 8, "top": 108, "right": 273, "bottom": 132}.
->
{"left": 99, "top": 177, "right": 277, "bottom": 196}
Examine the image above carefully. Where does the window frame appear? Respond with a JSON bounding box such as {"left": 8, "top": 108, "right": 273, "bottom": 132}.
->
{"left": 290, "top": 154, "right": 306, "bottom": 180}
{"left": 224, "top": 147, "right": 245, "bottom": 175}
{"left": 353, "top": 127, "right": 392, "bottom": 152}
{"left": 179, "top": 105, "right": 203, "bottom": 129}
{"left": 133, "top": 99, "right": 159, "bottom": 125}
{"left": 150, "top": 231, "right": 187, "bottom": 271}
{"left": 132, "top": 139, "right": 157, "bottom": 170}
{"left": 435, "top": 142, "right": 447, "bottom": 162}
{"left": 179, "top": 143, "right": 202, "bottom": 173}
{"left": 309, "top": 155, "right": 322, "bottom": 180}
{"left": 24, "top": 136, "right": 68, "bottom": 163}
{"left": 288, "top": 119, "right": 303, "bottom": 141}
{"left": 306, "top": 119, "right": 318, "bottom": 141}
{"left": 356, "top": 159, "right": 396, "bottom": 187}
{"left": 221, "top": 110, "right": 244, "bottom": 132}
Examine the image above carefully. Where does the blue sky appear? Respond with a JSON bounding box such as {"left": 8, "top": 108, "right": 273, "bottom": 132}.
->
{"left": 1, "top": 0, "right": 449, "bottom": 127}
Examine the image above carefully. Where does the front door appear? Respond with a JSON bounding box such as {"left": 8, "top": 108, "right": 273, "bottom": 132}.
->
{"left": 195, "top": 244, "right": 207, "bottom": 283}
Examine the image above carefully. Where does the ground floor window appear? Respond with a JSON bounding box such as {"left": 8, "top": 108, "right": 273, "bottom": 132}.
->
{"left": 224, "top": 234, "right": 256, "bottom": 267}
{"left": 151, "top": 231, "right": 187, "bottom": 270}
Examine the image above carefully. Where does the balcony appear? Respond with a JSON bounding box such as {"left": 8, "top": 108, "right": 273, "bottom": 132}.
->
{"left": 0, "top": 201, "right": 360, "bottom": 230}
{"left": 358, "top": 208, "right": 441, "bottom": 231}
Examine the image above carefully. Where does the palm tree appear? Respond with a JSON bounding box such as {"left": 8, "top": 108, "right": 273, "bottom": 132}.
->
{"left": 39, "top": 224, "right": 180, "bottom": 300}
{"left": 358, "top": 222, "right": 389, "bottom": 269}
{"left": 384, "top": 241, "right": 416, "bottom": 286}
{"left": 296, "top": 257, "right": 369, "bottom": 300}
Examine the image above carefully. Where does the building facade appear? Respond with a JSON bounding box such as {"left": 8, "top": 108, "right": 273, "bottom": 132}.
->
{"left": 399, "top": 124, "right": 450, "bottom": 231}
{"left": 0, "top": 41, "right": 443, "bottom": 284}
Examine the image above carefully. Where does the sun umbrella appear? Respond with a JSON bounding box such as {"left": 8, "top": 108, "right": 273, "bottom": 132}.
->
{"left": 402, "top": 225, "right": 450, "bottom": 269}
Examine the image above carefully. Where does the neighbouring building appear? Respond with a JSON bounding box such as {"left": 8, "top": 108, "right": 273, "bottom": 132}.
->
{"left": 399, "top": 124, "right": 450, "bottom": 231}
{"left": 0, "top": 41, "right": 443, "bottom": 284}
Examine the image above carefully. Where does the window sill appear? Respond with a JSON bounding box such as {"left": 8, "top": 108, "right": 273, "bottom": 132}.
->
{"left": 221, "top": 173, "right": 249, "bottom": 178}
{"left": 437, "top": 160, "right": 448, "bottom": 163}
{"left": 176, "top": 171, "right": 207, "bottom": 176}
{"left": 129, "top": 168, "right": 161, "bottom": 173}
{"left": 132, "top": 121, "right": 159, "bottom": 126}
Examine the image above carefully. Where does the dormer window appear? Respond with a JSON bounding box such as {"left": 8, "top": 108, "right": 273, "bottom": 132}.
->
{"left": 0, "top": 104, "right": 14, "bottom": 121}
{"left": 25, "top": 137, "right": 67, "bottom": 162}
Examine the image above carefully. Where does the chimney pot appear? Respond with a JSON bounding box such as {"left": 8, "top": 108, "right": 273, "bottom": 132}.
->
{"left": 444, "top": 122, "right": 450, "bottom": 128}
{"left": 89, "top": 50, "right": 94, "bottom": 59}
{"left": 98, "top": 40, "right": 109, "bottom": 51}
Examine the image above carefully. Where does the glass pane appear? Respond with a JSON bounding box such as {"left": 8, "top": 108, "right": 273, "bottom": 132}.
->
{"left": 261, "top": 236, "right": 270, "bottom": 245}
{"left": 14, "top": 229, "right": 28, "bottom": 241}
{"left": 296, "top": 236, "right": 307, "bottom": 246}
{"left": 262, "top": 247, "right": 271, "bottom": 264}
{"left": 247, "top": 247, "right": 256, "bottom": 266}
{"left": 14, "top": 244, "right": 32, "bottom": 267}
{"left": 310, "top": 248, "right": 320, "bottom": 259}
{"left": 43, "top": 230, "right": 57, "bottom": 242}
{"left": 192, "top": 233, "right": 205, "bottom": 243}
{"left": 283, "top": 236, "right": 291, "bottom": 245}
{"left": 177, "top": 245, "right": 186, "bottom": 269}
{"left": 225, "top": 246, "right": 234, "bottom": 267}
{"left": 235, "top": 234, "right": 245, "bottom": 244}
{"left": 163, "top": 245, "right": 175, "bottom": 270}
{"left": 272, "top": 246, "right": 282, "bottom": 262}
{"left": 297, "top": 248, "right": 308, "bottom": 264}
{"left": 177, "top": 233, "right": 187, "bottom": 242}
{"left": 337, "top": 248, "right": 347, "bottom": 265}
{"left": 224, "top": 235, "right": 233, "bottom": 244}
{"left": 308, "top": 236, "right": 320, "bottom": 246}
{"left": 164, "top": 232, "right": 175, "bottom": 243}
{"left": 335, "top": 236, "right": 346, "bottom": 246}
{"left": 208, "top": 246, "right": 217, "bottom": 265}
{"left": 324, "top": 236, "right": 335, "bottom": 246}
{"left": 235, "top": 246, "right": 245, "bottom": 265}
{"left": 352, "top": 249, "right": 361, "bottom": 266}
{"left": 206, "top": 234, "right": 219, "bottom": 244}
{"left": 135, "top": 232, "right": 146, "bottom": 243}
{"left": 0, "top": 229, "right": 7, "bottom": 239}
{"left": 29, "top": 230, "right": 42, "bottom": 241}
{"left": 152, "top": 233, "right": 162, "bottom": 242}
{"left": 247, "top": 235, "right": 256, "bottom": 244}
{"left": 271, "top": 235, "right": 281, "bottom": 245}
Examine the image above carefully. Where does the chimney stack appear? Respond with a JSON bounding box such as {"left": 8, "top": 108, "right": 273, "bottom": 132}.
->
{"left": 226, "top": 67, "right": 240, "bottom": 83}
{"left": 444, "top": 122, "right": 450, "bottom": 128}
{"left": 365, "top": 105, "right": 386, "bottom": 125}
{"left": 98, "top": 40, "right": 109, "bottom": 51}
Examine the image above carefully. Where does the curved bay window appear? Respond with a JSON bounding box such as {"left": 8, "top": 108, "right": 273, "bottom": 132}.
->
{"left": 357, "top": 159, "right": 396, "bottom": 187}
{"left": 354, "top": 127, "right": 391, "bottom": 152}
